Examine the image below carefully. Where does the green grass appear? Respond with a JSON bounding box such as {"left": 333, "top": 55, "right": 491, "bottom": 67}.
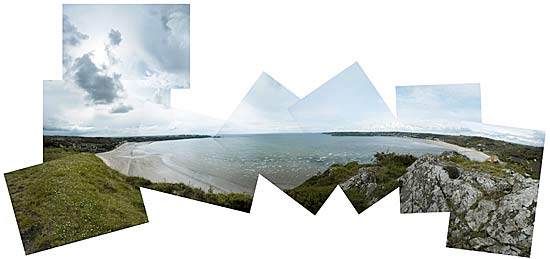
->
{"left": 43, "top": 145, "right": 253, "bottom": 210}
{"left": 8, "top": 150, "right": 251, "bottom": 255}
{"left": 443, "top": 154, "right": 524, "bottom": 178}
{"left": 9, "top": 146, "right": 251, "bottom": 254}
{"left": 4, "top": 153, "right": 148, "bottom": 254}
{"left": 284, "top": 161, "right": 360, "bottom": 214}
{"left": 43, "top": 147, "right": 80, "bottom": 162}
{"left": 286, "top": 153, "right": 417, "bottom": 214}
{"left": 125, "top": 177, "right": 253, "bottom": 213}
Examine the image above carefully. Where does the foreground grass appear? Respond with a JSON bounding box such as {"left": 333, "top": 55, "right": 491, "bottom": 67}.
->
{"left": 7, "top": 149, "right": 254, "bottom": 254}
{"left": 44, "top": 148, "right": 252, "bottom": 212}
{"left": 5, "top": 153, "right": 148, "bottom": 254}
{"left": 286, "top": 152, "right": 417, "bottom": 214}
{"left": 43, "top": 143, "right": 253, "bottom": 212}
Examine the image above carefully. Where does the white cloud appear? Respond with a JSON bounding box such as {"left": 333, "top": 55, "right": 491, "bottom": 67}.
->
{"left": 63, "top": 4, "right": 190, "bottom": 88}
{"left": 43, "top": 80, "right": 222, "bottom": 136}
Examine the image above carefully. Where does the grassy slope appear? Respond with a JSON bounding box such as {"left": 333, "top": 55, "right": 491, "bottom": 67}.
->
{"left": 7, "top": 144, "right": 253, "bottom": 254}
{"left": 43, "top": 144, "right": 253, "bottom": 207}
{"left": 42, "top": 144, "right": 253, "bottom": 213}
{"left": 5, "top": 153, "right": 148, "bottom": 254}
{"left": 285, "top": 162, "right": 358, "bottom": 214}
{"left": 125, "top": 177, "right": 253, "bottom": 213}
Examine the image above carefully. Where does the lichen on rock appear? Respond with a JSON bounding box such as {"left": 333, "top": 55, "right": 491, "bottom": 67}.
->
{"left": 398, "top": 152, "right": 539, "bottom": 257}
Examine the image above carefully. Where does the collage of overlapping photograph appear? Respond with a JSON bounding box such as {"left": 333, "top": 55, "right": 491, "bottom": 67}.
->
{"left": 3, "top": 4, "right": 544, "bottom": 258}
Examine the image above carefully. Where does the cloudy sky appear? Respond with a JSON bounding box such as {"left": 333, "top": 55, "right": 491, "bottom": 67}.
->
{"left": 218, "top": 73, "right": 303, "bottom": 134}
{"left": 396, "top": 83, "right": 481, "bottom": 123}
{"left": 43, "top": 79, "right": 222, "bottom": 137}
{"left": 44, "top": 4, "right": 219, "bottom": 137}
{"left": 48, "top": 11, "right": 546, "bottom": 149}
{"left": 289, "top": 62, "right": 396, "bottom": 132}
{"left": 212, "top": 63, "right": 545, "bottom": 146}
{"left": 388, "top": 120, "right": 545, "bottom": 147}
{"left": 392, "top": 83, "right": 545, "bottom": 146}
{"left": 215, "top": 63, "right": 399, "bottom": 134}
{"left": 63, "top": 4, "right": 190, "bottom": 89}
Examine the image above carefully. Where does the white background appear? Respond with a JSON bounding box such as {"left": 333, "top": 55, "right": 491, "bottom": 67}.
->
{"left": 0, "top": 0, "right": 549, "bottom": 258}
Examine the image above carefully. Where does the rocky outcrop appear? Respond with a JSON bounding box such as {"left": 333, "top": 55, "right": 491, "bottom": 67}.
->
{"left": 341, "top": 167, "right": 377, "bottom": 191}
{"left": 340, "top": 167, "right": 380, "bottom": 207}
{"left": 398, "top": 153, "right": 539, "bottom": 257}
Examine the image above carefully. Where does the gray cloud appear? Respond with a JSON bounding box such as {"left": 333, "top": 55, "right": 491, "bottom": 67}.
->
{"left": 108, "top": 29, "right": 122, "bottom": 46}
{"left": 152, "top": 87, "right": 171, "bottom": 108}
{"left": 160, "top": 7, "right": 183, "bottom": 32}
{"left": 63, "top": 15, "right": 88, "bottom": 71}
{"left": 104, "top": 29, "right": 122, "bottom": 65}
{"left": 62, "top": 4, "right": 189, "bottom": 86}
{"left": 63, "top": 15, "right": 89, "bottom": 46}
{"left": 139, "top": 5, "right": 189, "bottom": 78}
{"left": 43, "top": 125, "right": 70, "bottom": 132}
{"left": 63, "top": 54, "right": 73, "bottom": 71}
{"left": 72, "top": 53, "right": 123, "bottom": 104}
{"left": 110, "top": 103, "right": 134, "bottom": 114}
{"left": 43, "top": 117, "right": 96, "bottom": 135}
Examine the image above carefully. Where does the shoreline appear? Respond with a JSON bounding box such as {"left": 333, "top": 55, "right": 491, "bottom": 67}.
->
{"left": 405, "top": 137, "right": 490, "bottom": 162}
{"left": 96, "top": 142, "right": 228, "bottom": 194}
{"left": 96, "top": 135, "right": 492, "bottom": 197}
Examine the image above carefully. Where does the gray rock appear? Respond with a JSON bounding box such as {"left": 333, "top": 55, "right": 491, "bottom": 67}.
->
{"left": 398, "top": 155, "right": 451, "bottom": 213}
{"left": 340, "top": 167, "right": 376, "bottom": 190}
{"left": 469, "top": 237, "right": 497, "bottom": 249}
{"left": 340, "top": 167, "right": 379, "bottom": 208}
{"left": 464, "top": 200, "right": 496, "bottom": 231}
{"left": 399, "top": 154, "right": 539, "bottom": 257}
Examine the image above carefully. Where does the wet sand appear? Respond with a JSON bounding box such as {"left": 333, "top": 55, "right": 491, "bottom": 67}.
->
{"left": 96, "top": 142, "right": 225, "bottom": 193}
{"left": 96, "top": 137, "right": 491, "bottom": 195}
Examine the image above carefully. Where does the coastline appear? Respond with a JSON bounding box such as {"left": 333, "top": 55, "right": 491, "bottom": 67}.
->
{"left": 407, "top": 137, "right": 490, "bottom": 162}
{"left": 96, "top": 142, "right": 227, "bottom": 193}
{"left": 96, "top": 135, "right": 492, "bottom": 197}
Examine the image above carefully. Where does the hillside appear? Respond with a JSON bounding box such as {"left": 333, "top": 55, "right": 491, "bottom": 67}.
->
{"left": 5, "top": 153, "right": 149, "bottom": 254}
{"left": 285, "top": 152, "right": 417, "bottom": 214}
{"left": 286, "top": 148, "right": 540, "bottom": 256}
{"left": 7, "top": 149, "right": 253, "bottom": 255}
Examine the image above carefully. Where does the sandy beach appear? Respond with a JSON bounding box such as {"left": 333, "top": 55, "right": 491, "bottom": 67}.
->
{"left": 410, "top": 138, "right": 490, "bottom": 162}
{"left": 96, "top": 142, "right": 226, "bottom": 193}
{"left": 96, "top": 137, "right": 491, "bottom": 195}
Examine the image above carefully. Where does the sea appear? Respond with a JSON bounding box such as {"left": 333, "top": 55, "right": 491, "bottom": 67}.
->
{"left": 138, "top": 133, "right": 451, "bottom": 194}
